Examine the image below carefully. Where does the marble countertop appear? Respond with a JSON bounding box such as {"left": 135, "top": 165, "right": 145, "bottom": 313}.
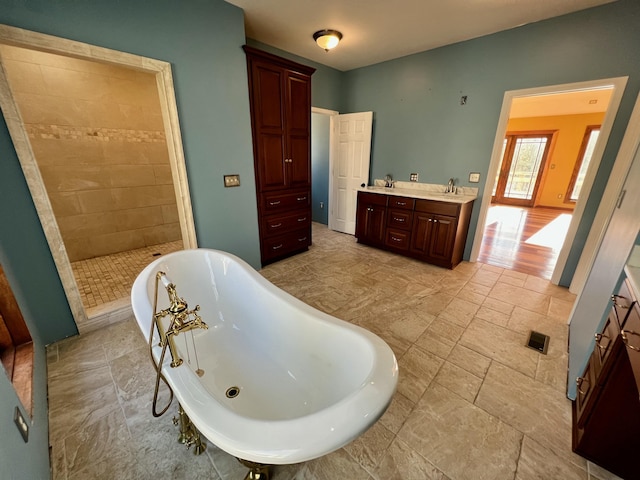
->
{"left": 361, "top": 184, "right": 477, "bottom": 204}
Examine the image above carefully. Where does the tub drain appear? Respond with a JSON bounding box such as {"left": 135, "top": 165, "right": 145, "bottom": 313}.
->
{"left": 226, "top": 386, "right": 240, "bottom": 399}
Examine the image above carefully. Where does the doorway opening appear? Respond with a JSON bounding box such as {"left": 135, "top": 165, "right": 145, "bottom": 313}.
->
{"left": 471, "top": 78, "right": 627, "bottom": 285}
{"left": 0, "top": 25, "right": 197, "bottom": 333}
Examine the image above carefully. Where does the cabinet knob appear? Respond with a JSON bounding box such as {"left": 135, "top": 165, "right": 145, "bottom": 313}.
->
{"left": 621, "top": 329, "right": 640, "bottom": 352}
{"left": 611, "top": 294, "right": 630, "bottom": 309}
{"left": 594, "top": 332, "right": 609, "bottom": 350}
{"left": 576, "top": 376, "right": 590, "bottom": 396}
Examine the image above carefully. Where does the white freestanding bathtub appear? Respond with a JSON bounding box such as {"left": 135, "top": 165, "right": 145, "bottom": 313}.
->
{"left": 131, "top": 248, "right": 398, "bottom": 465}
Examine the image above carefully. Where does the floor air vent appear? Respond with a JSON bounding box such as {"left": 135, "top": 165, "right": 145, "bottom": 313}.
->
{"left": 526, "top": 331, "right": 549, "bottom": 354}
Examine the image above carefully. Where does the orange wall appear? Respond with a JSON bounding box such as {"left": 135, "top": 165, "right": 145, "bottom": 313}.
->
{"left": 506, "top": 112, "right": 605, "bottom": 209}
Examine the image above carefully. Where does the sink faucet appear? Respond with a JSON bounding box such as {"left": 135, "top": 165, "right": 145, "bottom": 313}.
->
{"left": 384, "top": 174, "right": 393, "bottom": 188}
{"left": 446, "top": 178, "right": 455, "bottom": 193}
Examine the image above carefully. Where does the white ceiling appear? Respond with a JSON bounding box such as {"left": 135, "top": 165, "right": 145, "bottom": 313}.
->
{"left": 226, "top": 0, "right": 616, "bottom": 71}
{"left": 510, "top": 88, "right": 613, "bottom": 118}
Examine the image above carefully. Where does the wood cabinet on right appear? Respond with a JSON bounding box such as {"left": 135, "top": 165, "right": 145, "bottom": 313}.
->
{"left": 572, "top": 278, "right": 640, "bottom": 480}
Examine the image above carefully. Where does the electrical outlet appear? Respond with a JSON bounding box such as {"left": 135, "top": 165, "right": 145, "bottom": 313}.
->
{"left": 469, "top": 172, "right": 480, "bottom": 183}
{"left": 410, "top": 173, "right": 418, "bottom": 182}
{"left": 14, "top": 406, "right": 28, "bottom": 443}
{"left": 223, "top": 174, "right": 240, "bottom": 187}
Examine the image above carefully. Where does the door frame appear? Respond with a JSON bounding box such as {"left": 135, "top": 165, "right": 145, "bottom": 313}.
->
{"left": 0, "top": 24, "right": 197, "bottom": 332}
{"left": 469, "top": 77, "right": 628, "bottom": 289}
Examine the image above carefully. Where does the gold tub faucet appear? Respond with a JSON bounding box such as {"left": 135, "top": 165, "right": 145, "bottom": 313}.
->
{"left": 153, "top": 272, "right": 208, "bottom": 368}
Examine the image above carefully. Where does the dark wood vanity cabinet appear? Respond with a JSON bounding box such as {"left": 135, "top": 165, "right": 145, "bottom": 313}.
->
{"left": 356, "top": 191, "right": 474, "bottom": 269}
{"left": 572, "top": 278, "right": 640, "bottom": 480}
{"left": 244, "top": 46, "right": 315, "bottom": 265}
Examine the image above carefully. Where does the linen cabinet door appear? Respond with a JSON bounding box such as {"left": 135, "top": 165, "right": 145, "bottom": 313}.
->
{"left": 249, "top": 61, "right": 287, "bottom": 191}
{"left": 285, "top": 72, "right": 311, "bottom": 189}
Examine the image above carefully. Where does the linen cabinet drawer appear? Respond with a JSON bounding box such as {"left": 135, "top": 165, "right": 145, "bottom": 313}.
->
{"left": 262, "top": 189, "right": 310, "bottom": 213}
{"left": 388, "top": 196, "right": 414, "bottom": 210}
{"left": 262, "top": 228, "right": 311, "bottom": 262}
{"left": 263, "top": 211, "right": 310, "bottom": 237}
{"left": 387, "top": 209, "right": 413, "bottom": 231}
{"left": 385, "top": 229, "right": 410, "bottom": 251}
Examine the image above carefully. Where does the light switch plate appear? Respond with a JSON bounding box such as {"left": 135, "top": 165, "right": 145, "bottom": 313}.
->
{"left": 469, "top": 172, "right": 480, "bottom": 183}
{"left": 224, "top": 174, "right": 240, "bottom": 187}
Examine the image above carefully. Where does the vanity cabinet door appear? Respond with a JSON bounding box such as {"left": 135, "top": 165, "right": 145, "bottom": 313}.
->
{"left": 356, "top": 192, "right": 387, "bottom": 246}
{"left": 409, "top": 212, "right": 434, "bottom": 256}
{"left": 409, "top": 212, "right": 456, "bottom": 263}
{"left": 428, "top": 214, "right": 456, "bottom": 261}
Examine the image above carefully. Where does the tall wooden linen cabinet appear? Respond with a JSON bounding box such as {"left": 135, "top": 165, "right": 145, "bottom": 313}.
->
{"left": 243, "top": 46, "right": 316, "bottom": 265}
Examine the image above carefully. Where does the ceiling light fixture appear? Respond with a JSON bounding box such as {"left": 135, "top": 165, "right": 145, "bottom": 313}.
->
{"left": 313, "top": 29, "right": 342, "bottom": 52}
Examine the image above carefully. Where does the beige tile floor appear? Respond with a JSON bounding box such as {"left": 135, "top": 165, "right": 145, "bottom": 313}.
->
{"left": 47, "top": 224, "right": 620, "bottom": 480}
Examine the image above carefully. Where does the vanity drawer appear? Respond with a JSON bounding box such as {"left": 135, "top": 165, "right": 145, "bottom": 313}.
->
{"left": 611, "top": 280, "right": 635, "bottom": 325}
{"left": 358, "top": 191, "right": 388, "bottom": 207}
{"left": 263, "top": 211, "right": 310, "bottom": 238}
{"left": 415, "top": 199, "right": 460, "bottom": 217}
{"left": 385, "top": 229, "right": 410, "bottom": 251}
{"left": 262, "top": 189, "right": 310, "bottom": 213}
{"left": 388, "top": 196, "right": 414, "bottom": 210}
{"left": 387, "top": 209, "right": 413, "bottom": 231}
{"left": 575, "top": 353, "right": 599, "bottom": 428}
{"left": 593, "top": 311, "right": 620, "bottom": 377}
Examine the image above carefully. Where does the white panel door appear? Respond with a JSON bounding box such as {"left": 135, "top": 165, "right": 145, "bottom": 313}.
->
{"left": 328, "top": 112, "right": 373, "bottom": 234}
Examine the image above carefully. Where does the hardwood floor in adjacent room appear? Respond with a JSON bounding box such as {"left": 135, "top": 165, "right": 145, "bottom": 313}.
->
{"left": 478, "top": 205, "right": 573, "bottom": 279}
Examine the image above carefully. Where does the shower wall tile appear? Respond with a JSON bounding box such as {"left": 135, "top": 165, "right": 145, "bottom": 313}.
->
{"left": 50, "top": 191, "right": 83, "bottom": 217}
{"left": 161, "top": 204, "right": 180, "bottom": 224}
{"left": 109, "top": 164, "right": 157, "bottom": 188}
{"left": 153, "top": 164, "right": 174, "bottom": 184}
{"left": 2, "top": 44, "right": 179, "bottom": 261}
{"left": 0, "top": 58, "right": 48, "bottom": 95}
{"left": 76, "top": 189, "right": 115, "bottom": 214}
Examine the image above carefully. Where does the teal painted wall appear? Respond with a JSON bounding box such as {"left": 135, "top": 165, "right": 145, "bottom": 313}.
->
{"left": 311, "top": 113, "right": 330, "bottom": 224}
{"left": 0, "top": 0, "right": 257, "bottom": 476}
{"left": 341, "top": 0, "right": 640, "bottom": 274}
{"left": 0, "top": 243, "right": 52, "bottom": 479}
